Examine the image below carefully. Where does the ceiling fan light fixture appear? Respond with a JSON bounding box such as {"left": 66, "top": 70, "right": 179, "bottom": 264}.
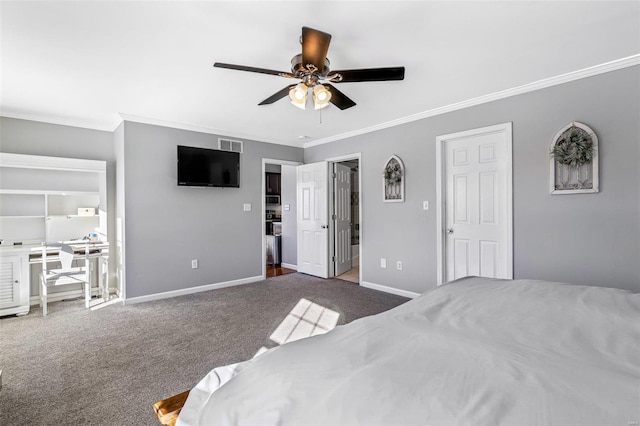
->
{"left": 289, "top": 83, "right": 308, "bottom": 109}
{"left": 313, "top": 84, "right": 331, "bottom": 109}
{"left": 215, "top": 27, "right": 404, "bottom": 111}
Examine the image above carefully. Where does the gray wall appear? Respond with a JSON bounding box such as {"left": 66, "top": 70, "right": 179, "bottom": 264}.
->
{"left": 305, "top": 66, "right": 640, "bottom": 294}
{"left": 0, "top": 117, "right": 117, "bottom": 295}
{"left": 3, "top": 65, "right": 638, "bottom": 300}
{"left": 121, "top": 121, "right": 303, "bottom": 298}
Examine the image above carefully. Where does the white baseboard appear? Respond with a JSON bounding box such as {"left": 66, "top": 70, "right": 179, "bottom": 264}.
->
{"left": 360, "top": 281, "right": 420, "bottom": 299}
{"left": 280, "top": 263, "right": 297, "bottom": 271}
{"left": 124, "top": 275, "right": 264, "bottom": 305}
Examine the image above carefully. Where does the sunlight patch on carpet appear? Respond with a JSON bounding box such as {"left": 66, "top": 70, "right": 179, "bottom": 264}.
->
{"left": 89, "top": 298, "right": 123, "bottom": 311}
{"left": 270, "top": 298, "right": 340, "bottom": 345}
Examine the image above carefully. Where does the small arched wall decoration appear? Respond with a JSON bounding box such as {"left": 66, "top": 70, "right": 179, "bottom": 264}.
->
{"left": 549, "top": 122, "right": 599, "bottom": 194}
{"left": 383, "top": 155, "right": 404, "bottom": 202}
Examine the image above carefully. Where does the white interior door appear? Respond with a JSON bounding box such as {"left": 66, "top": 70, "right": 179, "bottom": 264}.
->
{"left": 333, "top": 163, "right": 352, "bottom": 277}
{"left": 297, "top": 161, "right": 329, "bottom": 278}
{"left": 438, "top": 123, "right": 513, "bottom": 283}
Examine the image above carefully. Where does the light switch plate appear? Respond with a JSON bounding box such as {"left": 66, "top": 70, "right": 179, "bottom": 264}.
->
{"left": 243, "top": 203, "right": 251, "bottom": 212}
{"left": 423, "top": 201, "right": 430, "bottom": 211}
{"left": 284, "top": 204, "right": 290, "bottom": 211}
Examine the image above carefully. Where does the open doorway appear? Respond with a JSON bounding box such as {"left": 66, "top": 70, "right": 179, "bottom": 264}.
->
{"left": 262, "top": 159, "right": 301, "bottom": 279}
{"left": 328, "top": 154, "right": 361, "bottom": 284}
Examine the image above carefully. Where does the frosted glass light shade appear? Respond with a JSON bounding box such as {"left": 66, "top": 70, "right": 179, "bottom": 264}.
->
{"left": 313, "top": 85, "right": 331, "bottom": 110}
{"left": 289, "top": 83, "right": 308, "bottom": 109}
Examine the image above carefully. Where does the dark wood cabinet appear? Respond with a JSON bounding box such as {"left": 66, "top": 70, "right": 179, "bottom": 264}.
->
{"left": 266, "top": 173, "right": 281, "bottom": 195}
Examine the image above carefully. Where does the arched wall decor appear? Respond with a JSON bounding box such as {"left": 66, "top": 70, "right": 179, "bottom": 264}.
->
{"left": 549, "top": 122, "right": 599, "bottom": 194}
{"left": 383, "top": 155, "right": 404, "bottom": 202}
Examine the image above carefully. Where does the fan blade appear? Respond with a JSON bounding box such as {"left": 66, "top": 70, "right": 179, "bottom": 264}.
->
{"left": 325, "top": 84, "right": 356, "bottom": 110}
{"left": 214, "top": 62, "right": 295, "bottom": 78}
{"left": 258, "top": 86, "right": 295, "bottom": 105}
{"left": 328, "top": 67, "right": 405, "bottom": 82}
{"left": 301, "top": 27, "right": 332, "bottom": 72}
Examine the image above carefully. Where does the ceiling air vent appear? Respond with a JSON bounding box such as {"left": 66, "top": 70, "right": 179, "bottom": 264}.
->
{"left": 219, "top": 138, "right": 243, "bottom": 153}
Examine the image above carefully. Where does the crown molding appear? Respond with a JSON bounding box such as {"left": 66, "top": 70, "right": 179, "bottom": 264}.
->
{"left": 0, "top": 110, "right": 120, "bottom": 133}
{"left": 302, "top": 54, "right": 640, "bottom": 149}
{"left": 0, "top": 110, "right": 300, "bottom": 148}
{"left": 117, "top": 113, "right": 301, "bottom": 148}
{"left": 0, "top": 152, "right": 106, "bottom": 172}
{"left": 2, "top": 55, "right": 637, "bottom": 149}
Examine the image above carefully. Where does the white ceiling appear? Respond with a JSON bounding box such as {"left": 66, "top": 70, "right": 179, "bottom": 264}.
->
{"left": 1, "top": 1, "right": 638, "bottom": 147}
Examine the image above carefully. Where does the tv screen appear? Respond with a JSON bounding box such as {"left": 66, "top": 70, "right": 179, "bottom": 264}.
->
{"left": 177, "top": 145, "right": 240, "bottom": 188}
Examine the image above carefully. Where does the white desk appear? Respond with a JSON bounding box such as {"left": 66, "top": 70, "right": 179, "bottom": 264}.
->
{"left": 29, "top": 240, "right": 110, "bottom": 305}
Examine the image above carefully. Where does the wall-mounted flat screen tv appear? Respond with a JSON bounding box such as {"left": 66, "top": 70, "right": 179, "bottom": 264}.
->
{"left": 177, "top": 145, "right": 240, "bottom": 188}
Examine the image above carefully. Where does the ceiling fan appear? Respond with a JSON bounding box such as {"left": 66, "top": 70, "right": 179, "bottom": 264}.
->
{"left": 213, "top": 26, "right": 405, "bottom": 111}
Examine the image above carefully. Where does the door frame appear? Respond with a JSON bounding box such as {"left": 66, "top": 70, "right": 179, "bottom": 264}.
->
{"left": 261, "top": 158, "right": 302, "bottom": 279}
{"left": 326, "top": 153, "right": 362, "bottom": 283}
{"left": 435, "top": 122, "right": 513, "bottom": 286}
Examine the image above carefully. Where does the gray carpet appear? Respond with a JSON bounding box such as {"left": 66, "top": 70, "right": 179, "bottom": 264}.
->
{"left": 0, "top": 273, "right": 409, "bottom": 425}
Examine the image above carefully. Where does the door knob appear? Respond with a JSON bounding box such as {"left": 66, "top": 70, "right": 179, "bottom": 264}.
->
{"left": 446, "top": 228, "right": 454, "bottom": 234}
{"left": 321, "top": 225, "right": 328, "bottom": 229}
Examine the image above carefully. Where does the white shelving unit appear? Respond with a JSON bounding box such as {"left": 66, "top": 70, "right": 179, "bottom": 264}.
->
{"left": 0, "top": 192, "right": 101, "bottom": 245}
{"left": 46, "top": 193, "right": 101, "bottom": 242}
{"left": 0, "top": 153, "right": 108, "bottom": 316}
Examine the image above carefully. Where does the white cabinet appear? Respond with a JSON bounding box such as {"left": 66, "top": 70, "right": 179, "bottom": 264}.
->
{"left": 0, "top": 254, "right": 29, "bottom": 316}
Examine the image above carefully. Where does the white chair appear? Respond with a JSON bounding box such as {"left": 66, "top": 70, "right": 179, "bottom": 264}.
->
{"left": 40, "top": 242, "right": 91, "bottom": 316}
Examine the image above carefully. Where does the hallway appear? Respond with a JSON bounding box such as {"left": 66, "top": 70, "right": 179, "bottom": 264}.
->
{"left": 337, "top": 266, "right": 359, "bottom": 283}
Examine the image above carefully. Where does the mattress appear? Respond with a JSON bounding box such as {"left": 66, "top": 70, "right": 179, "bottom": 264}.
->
{"left": 177, "top": 277, "right": 640, "bottom": 425}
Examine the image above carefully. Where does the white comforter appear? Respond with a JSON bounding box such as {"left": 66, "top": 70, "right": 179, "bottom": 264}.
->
{"left": 177, "top": 277, "right": 640, "bottom": 425}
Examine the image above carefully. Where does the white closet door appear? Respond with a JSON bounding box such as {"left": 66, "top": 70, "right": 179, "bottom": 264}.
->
{"left": 441, "top": 124, "right": 512, "bottom": 282}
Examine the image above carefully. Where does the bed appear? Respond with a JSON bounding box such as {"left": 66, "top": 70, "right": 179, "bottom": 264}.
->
{"left": 175, "top": 277, "right": 639, "bottom": 425}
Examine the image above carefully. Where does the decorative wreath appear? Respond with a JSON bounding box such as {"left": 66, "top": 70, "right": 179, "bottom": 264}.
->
{"left": 550, "top": 126, "right": 594, "bottom": 167}
{"left": 383, "top": 161, "right": 402, "bottom": 185}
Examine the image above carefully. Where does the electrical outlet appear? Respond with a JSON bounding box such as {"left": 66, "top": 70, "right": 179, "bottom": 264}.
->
{"left": 191, "top": 259, "right": 198, "bottom": 269}
{"left": 243, "top": 203, "right": 251, "bottom": 212}
{"left": 396, "top": 261, "right": 403, "bottom": 270}
{"left": 380, "top": 258, "right": 387, "bottom": 268}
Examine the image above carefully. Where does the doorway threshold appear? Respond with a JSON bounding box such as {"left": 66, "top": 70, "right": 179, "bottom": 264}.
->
{"left": 336, "top": 266, "right": 359, "bottom": 284}
{"left": 266, "top": 265, "right": 296, "bottom": 278}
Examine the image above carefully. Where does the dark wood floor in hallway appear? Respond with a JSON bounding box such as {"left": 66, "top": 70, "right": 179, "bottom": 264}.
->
{"left": 266, "top": 265, "right": 296, "bottom": 278}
